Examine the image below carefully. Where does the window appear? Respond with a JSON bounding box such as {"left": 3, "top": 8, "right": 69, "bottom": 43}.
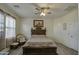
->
{"left": 0, "top": 11, "right": 5, "bottom": 39}
{"left": 0, "top": 10, "right": 16, "bottom": 50}
{"left": 5, "top": 15, "right": 16, "bottom": 38}
{"left": 0, "top": 11, "right": 16, "bottom": 39}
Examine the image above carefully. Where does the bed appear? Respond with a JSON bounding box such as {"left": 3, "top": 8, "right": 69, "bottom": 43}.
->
{"left": 23, "top": 35, "right": 57, "bottom": 55}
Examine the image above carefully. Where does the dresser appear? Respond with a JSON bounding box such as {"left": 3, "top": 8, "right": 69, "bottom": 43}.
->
{"left": 31, "top": 28, "right": 46, "bottom": 35}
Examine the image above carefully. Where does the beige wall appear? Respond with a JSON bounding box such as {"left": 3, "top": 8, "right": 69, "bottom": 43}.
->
{"left": 16, "top": 18, "right": 21, "bottom": 35}
{"left": 51, "top": 9, "right": 78, "bottom": 51}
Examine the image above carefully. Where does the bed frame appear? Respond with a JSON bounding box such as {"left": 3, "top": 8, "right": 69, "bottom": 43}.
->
{"left": 23, "top": 46, "right": 57, "bottom": 55}
{"left": 23, "top": 42, "right": 57, "bottom": 55}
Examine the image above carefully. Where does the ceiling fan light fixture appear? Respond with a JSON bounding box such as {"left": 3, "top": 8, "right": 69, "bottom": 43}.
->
{"left": 40, "top": 12, "right": 45, "bottom": 16}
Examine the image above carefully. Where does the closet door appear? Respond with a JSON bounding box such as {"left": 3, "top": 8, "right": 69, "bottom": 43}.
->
{"left": 0, "top": 11, "right": 5, "bottom": 50}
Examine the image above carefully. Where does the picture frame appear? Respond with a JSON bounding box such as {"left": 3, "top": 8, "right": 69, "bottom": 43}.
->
{"left": 33, "top": 20, "right": 44, "bottom": 27}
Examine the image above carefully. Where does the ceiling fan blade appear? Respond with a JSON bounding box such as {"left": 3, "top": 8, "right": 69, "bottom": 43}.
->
{"left": 35, "top": 13, "right": 38, "bottom": 14}
{"left": 35, "top": 8, "right": 40, "bottom": 10}
{"left": 34, "top": 11, "right": 41, "bottom": 14}
{"left": 47, "top": 12, "right": 52, "bottom": 14}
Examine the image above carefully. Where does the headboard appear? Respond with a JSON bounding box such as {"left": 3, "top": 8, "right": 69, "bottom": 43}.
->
{"left": 31, "top": 28, "right": 46, "bottom": 35}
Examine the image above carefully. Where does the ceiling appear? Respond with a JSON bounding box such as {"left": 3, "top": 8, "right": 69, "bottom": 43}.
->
{"left": 5, "top": 3, "right": 77, "bottom": 19}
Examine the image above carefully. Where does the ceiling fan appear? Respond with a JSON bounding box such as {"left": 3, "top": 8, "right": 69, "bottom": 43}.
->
{"left": 32, "top": 4, "right": 53, "bottom": 16}
{"left": 34, "top": 7, "right": 52, "bottom": 16}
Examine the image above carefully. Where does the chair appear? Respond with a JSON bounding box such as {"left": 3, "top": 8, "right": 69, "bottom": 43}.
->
{"left": 16, "top": 34, "right": 26, "bottom": 45}
{"left": 10, "top": 34, "right": 26, "bottom": 49}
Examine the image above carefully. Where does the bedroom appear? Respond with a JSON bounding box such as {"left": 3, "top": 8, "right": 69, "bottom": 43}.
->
{"left": 0, "top": 3, "right": 78, "bottom": 55}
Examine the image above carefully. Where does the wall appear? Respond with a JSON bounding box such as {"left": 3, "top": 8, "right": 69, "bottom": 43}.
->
{"left": 51, "top": 9, "right": 78, "bottom": 51}
{"left": 20, "top": 18, "right": 32, "bottom": 39}
{"left": 20, "top": 18, "right": 53, "bottom": 39}
{"left": 16, "top": 18, "right": 21, "bottom": 35}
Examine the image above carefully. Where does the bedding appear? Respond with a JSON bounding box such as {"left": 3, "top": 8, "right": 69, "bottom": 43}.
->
{"left": 23, "top": 35, "right": 56, "bottom": 47}
{"left": 23, "top": 35, "right": 57, "bottom": 55}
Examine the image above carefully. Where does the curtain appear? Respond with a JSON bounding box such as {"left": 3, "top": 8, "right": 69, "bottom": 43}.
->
{"left": 0, "top": 11, "right": 5, "bottom": 50}
{"left": 5, "top": 15, "right": 16, "bottom": 38}
{"left": 0, "top": 11, "right": 4, "bottom": 40}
